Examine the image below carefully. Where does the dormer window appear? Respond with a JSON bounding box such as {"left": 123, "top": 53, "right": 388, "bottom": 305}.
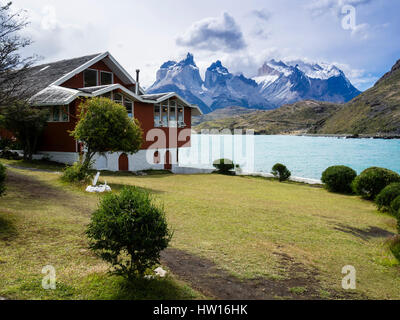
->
{"left": 100, "top": 71, "right": 113, "bottom": 85}
{"left": 84, "top": 69, "right": 98, "bottom": 87}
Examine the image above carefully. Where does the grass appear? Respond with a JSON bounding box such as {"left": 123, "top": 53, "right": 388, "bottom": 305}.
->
{"left": 0, "top": 163, "right": 201, "bottom": 300}
{"left": 1, "top": 159, "right": 400, "bottom": 299}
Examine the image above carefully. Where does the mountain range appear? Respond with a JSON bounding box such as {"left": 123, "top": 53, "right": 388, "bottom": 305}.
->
{"left": 147, "top": 53, "right": 361, "bottom": 114}
{"left": 195, "top": 58, "right": 400, "bottom": 136}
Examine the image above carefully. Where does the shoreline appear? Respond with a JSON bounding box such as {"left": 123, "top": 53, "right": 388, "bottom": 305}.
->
{"left": 237, "top": 171, "right": 322, "bottom": 185}
{"left": 193, "top": 131, "right": 400, "bottom": 139}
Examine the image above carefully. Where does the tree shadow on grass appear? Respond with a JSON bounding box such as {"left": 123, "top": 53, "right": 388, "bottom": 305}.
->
{"left": 102, "top": 181, "right": 165, "bottom": 195}
{"left": 0, "top": 214, "right": 17, "bottom": 242}
{"left": 83, "top": 273, "right": 199, "bottom": 300}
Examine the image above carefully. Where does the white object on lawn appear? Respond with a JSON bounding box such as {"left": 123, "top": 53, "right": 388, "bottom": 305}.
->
{"left": 93, "top": 171, "right": 101, "bottom": 186}
{"left": 86, "top": 171, "right": 112, "bottom": 193}
{"left": 154, "top": 267, "right": 167, "bottom": 278}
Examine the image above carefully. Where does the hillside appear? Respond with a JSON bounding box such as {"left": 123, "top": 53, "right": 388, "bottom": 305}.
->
{"left": 192, "top": 106, "right": 257, "bottom": 126}
{"left": 194, "top": 101, "right": 341, "bottom": 134}
{"left": 318, "top": 59, "right": 400, "bottom": 135}
{"left": 194, "top": 59, "right": 400, "bottom": 136}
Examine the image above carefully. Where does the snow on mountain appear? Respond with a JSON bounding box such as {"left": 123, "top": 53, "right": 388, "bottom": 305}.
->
{"left": 255, "top": 59, "right": 361, "bottom": 107}
{"left": 147, "top": 53, "right": 361, "bottom": 114}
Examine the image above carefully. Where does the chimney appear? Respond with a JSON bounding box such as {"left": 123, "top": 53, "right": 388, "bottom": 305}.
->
{"left": 135, "top": 69, "right": 140, "bottom": 95}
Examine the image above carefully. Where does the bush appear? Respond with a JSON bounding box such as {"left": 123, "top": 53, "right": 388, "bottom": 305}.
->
{"left": 391, "top": 196, "right": 400, "bottom": 217}
{"left": 271, "top": 163, "right": 291, "bottom": 182}
{"left": 86, "top": 186, "right": 172, "bottom": 279}
{"left": 61, "top": 162, "right": 92, "bottom": 183}
{"left": 375, "top": 183, "right": 400, "bottom": 212}
{"left": 321, "top": 166, "right": 357, "bottom": 194}
{"left": 213, "top": 158, "right": 235, "bottom": 175}
{"left": 352, "top": 167, "right": 400, "bottom": 200}
{"left": 0, "top": 162, "right": 6, "bottom": 196}
{"left": 0, "top": 147, "right": 21, "bottom": 160}
{"left": 0, "top": 138, "right": 21, "bottom": 150}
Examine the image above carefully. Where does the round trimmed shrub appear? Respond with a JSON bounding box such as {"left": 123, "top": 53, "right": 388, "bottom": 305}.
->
{"left": 213, "top": 158, "right": 235, "bottom": 175}
{"left": 86, "top": 186, "right": 172, "bottom": 279}
{"left": 321, "top": 165, "right": 357, "bottom": 194}
{"left": 61, "top": 162, "right": 92, "bottom": 184}
{"left": 0, "top": 162, "right": 6, "bottom": 196}
{"left": 375, "top": 183, "right": 400, "bottom": 212}
{"left": 390, "top": 195, "right": 400, "bottom": 217}
{"left": 271, "top": 163, "right": 291, "bottom": 182}
{"left": 352, "top": 167, "right": 400, "bottom": 200}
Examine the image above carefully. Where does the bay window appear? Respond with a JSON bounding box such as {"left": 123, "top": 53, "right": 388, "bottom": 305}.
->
{"left": 169, "top": 101, "right": 177, "bottom": 127}
{"left": 153, "top": 100, "right": 186, "bottom": 128}
{"left": 178, "top": 105, "right": 184, "bottom": 127}
{"left": 154, "top": 104, "right": 161, "bottom": 127}
{"left": 162, "top": 102, "right": 168, "bottom": 127}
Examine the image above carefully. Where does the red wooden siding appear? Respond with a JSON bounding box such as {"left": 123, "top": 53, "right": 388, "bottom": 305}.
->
{"left": 37, "top": 100, "right": 79, "bottom": 152}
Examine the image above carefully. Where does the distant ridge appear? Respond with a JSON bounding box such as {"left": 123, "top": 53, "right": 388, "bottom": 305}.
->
{"left": 147, "top": 53, "right": 361, "bottom": 114}
{"left": 194, "top": 58, "right": 400, "bottom": 136}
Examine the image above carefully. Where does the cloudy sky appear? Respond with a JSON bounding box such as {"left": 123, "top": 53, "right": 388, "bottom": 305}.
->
{"left": 13, "top": 0, "right": 400, "bottom": 91}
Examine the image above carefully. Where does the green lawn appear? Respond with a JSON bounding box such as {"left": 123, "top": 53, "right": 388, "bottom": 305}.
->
{"left": 1, "top": 160, "right": 400, "bottom": 299}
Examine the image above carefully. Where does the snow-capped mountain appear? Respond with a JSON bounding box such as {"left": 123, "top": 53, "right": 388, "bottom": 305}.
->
{"left": 255, "top": 59, "right": 361, "bottom": 107}
{"left": 147, "top": 53, "right": 361, "bottom": 114}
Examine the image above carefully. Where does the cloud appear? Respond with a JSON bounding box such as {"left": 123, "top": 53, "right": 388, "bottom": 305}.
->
{"left": 176, "top": 12, "right": 246, "bottom": 52}
{"left": 250, "top": 9, "right": 271, "bottom": 22}
{"left": 307, "top": 0, "right": 373, "bottom": 17}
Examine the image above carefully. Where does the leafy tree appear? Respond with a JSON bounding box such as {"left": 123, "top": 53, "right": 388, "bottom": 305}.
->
{"left": 0, "top": 1, "right": 37, "bottom": 106}
{"left": 71, "top": 97, "right": 143, "bottom": 170}
{"left": 86, "top": 186, "right": 172, "bottom": 279}
{"left": 1, "top": 101, "right": 48, "bottom": 160}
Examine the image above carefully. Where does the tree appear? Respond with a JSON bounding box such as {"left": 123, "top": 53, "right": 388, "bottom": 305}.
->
{"left": 86, "top": 186, "right": 172, "bottom": 279}
{"left": 0, "top": 1, "right": 37, "bottom": 106}
{"left": 1, "top": 101, "right": 48, "bottom": 160}
{"left": 271, "top": 163, "right": 291, "bottom": 182}
{"left": 71, "top": 97, "right": 143, "bottom": 170}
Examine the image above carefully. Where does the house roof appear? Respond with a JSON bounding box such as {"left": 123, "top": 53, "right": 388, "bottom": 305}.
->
{"left": 24, "top": 52, "right": 202, "bottom": 115}
{"left": 21, "top": 54, "right": 100, "bottom": 98}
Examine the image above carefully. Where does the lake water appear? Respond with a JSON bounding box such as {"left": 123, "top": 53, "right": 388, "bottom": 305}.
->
{"left": 179, "top": 134, "right": 400, "bottom": 180}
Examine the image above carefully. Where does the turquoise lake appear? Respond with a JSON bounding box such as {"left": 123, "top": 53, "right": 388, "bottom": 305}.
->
{"left": 179, "top": 134, "right": 400, "bottom": 180}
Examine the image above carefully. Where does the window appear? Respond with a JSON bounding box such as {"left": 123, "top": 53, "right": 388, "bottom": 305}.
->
{"left": 178, "top": 105, "right": 184, "bottom": 127}
{"left": 113, "top": 93, "right": 123, "bottom": 104}
{"left": 154, "top": 151, "right": 160, "bottom": 164}
{"left": 162, "top": 102, "right": 168, "bottom": 127}
{"left": 100, "top": 71, "right": 113, "bottom": 85}
{"left": 154, "top": 104, "right": 161, "bottom": 127}
{"left": 169, "top": 101, "right": 177, "bottom": 127}
{"left": 48, "top": 105, "right": 69, "bottom": 122}
{"left": 84, "top": 69, "right": 98, "bottom": 87}
{"left": 124, "top": 98, "right": 133, "bottom": 118}
{"left": 101, "top": 92, "right": 112, "bottom": 99}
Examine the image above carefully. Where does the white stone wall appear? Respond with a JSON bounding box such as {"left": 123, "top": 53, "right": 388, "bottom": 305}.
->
{"left": 39, "top": 149, "right": 180, "bottom": 172}
{"left": 37, "top": 152, "right": 80, "bottom": 165}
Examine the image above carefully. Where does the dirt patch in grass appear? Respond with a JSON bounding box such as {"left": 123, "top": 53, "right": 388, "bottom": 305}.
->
{"left": 334, "top": 223, "right": 395, "bottom": 241}
{"left": 5, "top": 170, "right": 93, "bottom": 215}
{"left": 161, "top": 248, "right": 358, "bottom": 300}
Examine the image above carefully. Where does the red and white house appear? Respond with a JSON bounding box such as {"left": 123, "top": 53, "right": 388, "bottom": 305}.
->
{"left": 3, "top": 52, "right": 202, "bottom": 171}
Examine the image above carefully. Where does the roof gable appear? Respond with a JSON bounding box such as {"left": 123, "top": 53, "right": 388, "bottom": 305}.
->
{"left": 21, "top": 53, "right": 100, "bottom": 98}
